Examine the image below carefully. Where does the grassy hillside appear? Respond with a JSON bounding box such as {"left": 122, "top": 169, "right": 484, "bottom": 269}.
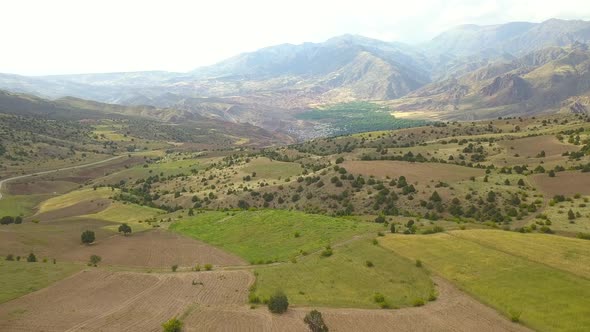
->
{"left": 0, "top": 260, "right": 81, "bottom": 304}
{"left": 170, "top": 210, "right": 382, "bottom": 263}
{"left": 381, "top": 230, "right": 590, "bottom": 331}
{"left": 253, "top": 239, "right": 433, "bottom": 308}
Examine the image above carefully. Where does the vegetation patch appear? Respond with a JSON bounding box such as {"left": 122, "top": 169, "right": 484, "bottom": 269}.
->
{"left": 381, "top": 231, "right": 590, "bottom": 331}
{"left": 0, "top": 260, "right": 81, "bottom": 304}
{"left": 253, "top": 240, "right": 433, "bottom": 308}
{"left": 170, "top": 210, "right": 381, "bottom": 263}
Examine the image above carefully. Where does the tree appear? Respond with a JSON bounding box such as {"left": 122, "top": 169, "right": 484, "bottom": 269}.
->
{"left": 390, "top": 223, "right": 396, "bottom": 233}
{"left": 268, "top": 291, "right": 289, "bottom": 314}
{"left": 0, "top": 216, "right": 14, "bottom": 225}
{"left": 27, "top": 253, "right": 37, "bottom": 262}
{"left": 89, "top": 255, "right": 101, "bottom": 266}
{"left": 162, "top": 318, "right": 182, "bottom": 332}
{"left": 304, "top": 310, "right": 329, "bottom": 332}
{"left": 14, "top": 216, "right": 23, "bottom": 224}
{"left": 548, "top": 170, "right": 556, "bottom": 177}
{"left": 568, "top": 209, "right": 576, "bottom": 220}
{"left": 81, "top": 230, "right": 95, "bottom": 244}
{"left": 118, "top": 223, "right": 132, "bottom": 236}
{"left": 429, "top": 191, "right": 442, "bottom": 202}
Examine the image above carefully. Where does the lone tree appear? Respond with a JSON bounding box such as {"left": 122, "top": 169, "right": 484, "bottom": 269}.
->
{"left": 27, "top": 253, "right": 37, "bottom": 262}
{"left": 162, "top": 318, "right": 182, "bottom": 332}
{"left": 81, "top": 230, "right": 96, "bottom": 244}
{"left": 118, "top": 223, "right": 132, "bottom": 236}
{"left": 268, "top": 290, "right": 289, "bottom": 314}
{"left": 568, "top": 209, "right": 576, "bottom": 220}
{"left": 304, "top": 310, "right": 329, "bottom": 332}
{"left": 89, "top": 255, "right": 102, "bottom": 266}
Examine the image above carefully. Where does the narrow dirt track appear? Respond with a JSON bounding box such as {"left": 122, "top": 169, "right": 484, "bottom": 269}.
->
{"left": 0, "top": 155, "right": 124, "bottom": 200}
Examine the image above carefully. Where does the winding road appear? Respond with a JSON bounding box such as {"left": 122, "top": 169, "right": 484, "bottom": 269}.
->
{"left": 0, "top": 155, "right": 124, "bottom": 200}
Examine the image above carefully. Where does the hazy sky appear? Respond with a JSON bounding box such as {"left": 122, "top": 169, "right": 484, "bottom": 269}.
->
{"left": 2, "top": 0, "right": 590, "bottom": 75}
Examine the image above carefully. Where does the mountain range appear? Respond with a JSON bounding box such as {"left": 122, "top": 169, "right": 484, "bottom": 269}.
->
{"left": 1, "top": 18, "right": 590, "bottom": 134}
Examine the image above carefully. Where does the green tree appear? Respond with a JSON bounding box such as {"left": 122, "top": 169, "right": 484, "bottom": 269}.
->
{"left": 162, "top": 318, "right": 182, "bottom": 332}
{"left": 89, "top": 255, "right": 101, "bottom": 266}
{"left": 568, "top": 209, "right": 576, "bottom": 220}
{"left": 429, "top": 191, "right": 442, "bottom": 202}
{"left": 304, "top": 310, "right": 329, "bottom": 332}
{"left": 27, "top": 253, "right": 37, "bottom": 262}
{"left": 81, "top": 230, "right": 95, "bottom": 244}
{"left": 268, "top": 291, "right": 289, "bottom": 314}
{"left": 390, "top": 223, "right": 396, "bottom": 233}
{"left": 118, "top": 223, "right": 132, "bottom": 236}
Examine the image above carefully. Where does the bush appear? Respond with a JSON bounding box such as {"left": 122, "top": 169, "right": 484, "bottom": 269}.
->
{"left": 320, "top": 246, "right": 333, "bottom": 257}
{"left": 171, "top": 264, "right": 178, "bottom": 272}
{"left": 89, "top": 255, "right": 101, "bottom": 266}
{"left": 365, "top": 260, "right": 374, "bottom": 267}
{"left": 118, "top": 223, "right": 132, "bottom": 236}
{"left": 6, "top": 254, "right": 14, "bottom": 261}
{"left": 412, "top": 298, "right": 425, "bottom": 307}
{"left": 27, "top": 253, "right": 37, "bottom": 262}
{"left": 268, "top": 291, "right": 289, "bottom": 314}
{"left": 204, "top": 264, "right": 213, "bottom": 271}
{"left": 81, "top": 230, "right": 95, "bottom": 244}
{"left": 304, "top": 310, "right": 329, "bottom": 332}
{"left": 509, "top": 309, "right": 522, "bottom": 323}
{"left": 415, "top": 259, "right": 422, "bottom": 267}
{"left": 577, "top": 232, "right": 590, "bottom": 240}
{"left": 162, "top": 318, "right": 182, "bottom": 332}
{"left": 373, "top": 293, "right": 385, "bottom": 303}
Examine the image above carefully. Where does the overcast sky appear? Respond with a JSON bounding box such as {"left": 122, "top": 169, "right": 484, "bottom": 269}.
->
{"left": 2, "top": 0, "right": 590, "bottom": 75}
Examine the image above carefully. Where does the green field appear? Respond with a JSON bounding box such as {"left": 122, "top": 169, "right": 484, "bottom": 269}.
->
{"left": 254, "top": 239, "right": 433, "bottom": 308}
{"left": 37, "top": 187, "right": 114, "bottom": 213}
{"left": 81, "top": 202, "right": 164, "bottom": 232}
{"left": 296, "top": 101, "right": 430, "bottom": 136}
{"left": 381, "top": 231, "right": 590, "bottom": 332}
{"left": 170, "top": 210, "right": 382, "bottom": 263}
{"left": 0, "top": 194, "right": 50, "bottom": 217}
{"left": 241, "top": 158, "right": 302, "bottom": 179}
{"left": 0, "top": 260, "right": 81, "bottom": 304}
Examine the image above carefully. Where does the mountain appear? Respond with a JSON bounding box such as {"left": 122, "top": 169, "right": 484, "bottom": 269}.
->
{"left": 1, "top": 19, "right": 590, "bottom": 129}
{"left": 387, "top": 43, "right": 590, "bottom": 120}
{"left": 425, "top": 19, "right": 590, "bottom": 57}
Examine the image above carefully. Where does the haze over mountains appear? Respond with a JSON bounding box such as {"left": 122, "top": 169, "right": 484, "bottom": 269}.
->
{"left": 2, "top": 18, "right": 590, "bottom": 134}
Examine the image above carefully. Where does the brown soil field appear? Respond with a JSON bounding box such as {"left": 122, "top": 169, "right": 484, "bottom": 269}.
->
{"left": 0, "top": 218, "right": 115, "bottom": 260}
{"left": 341, "top": 160, "right": 484, "bottom": 183}
{"left": 499, "top": 135, "right": 578, "bottom": 158}
{"left": 182, "top": 277, "right": 529, "bottom": 332}
{"left": 6, "top": 180, "right": 79, "bottom": 195}
{"left": 59, "top": 229, "right": 246, "bottom": 268}
{"left": 531, "top": 171, "right": 590, "bottom": 196}
{"left": 32, "top": 198, "right": 112, "bottom": 222}
{"left": 0, "top": 269, "right": 254, "bottom": 332}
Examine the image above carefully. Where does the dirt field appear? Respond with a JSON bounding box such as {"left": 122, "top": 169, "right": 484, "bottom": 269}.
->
{"left": 59, "top": 229, "right": 247, "bottom": 268}
{"left": 182, "top": 276, "right": 529, "bottom": 332}
{"left": 32, "top": 198, "right": 112, "bottom": 222}
{"left": 531, "top": 171, "right": 590, "bottom": 196}
{"left": 0, "top": 269, "right": 254, "bottom": 332}
{"left": 499, "top": 135, "right": 578, "bottom": 158}
{"left": 6, "top": 180, "right": 79, "bottom": 195}
{"left": 341, "top": 160, "right": 484, "bottom": 183}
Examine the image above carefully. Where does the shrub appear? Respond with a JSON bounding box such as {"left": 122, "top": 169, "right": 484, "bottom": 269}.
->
{"left": 304, "top": 310, "right": 329, "bottom": 332}
{"left": 373, "top": 293, "right": 385, "bottom": 303}
{"left": 118, "top": 223, "right": 132, "bottom": 236}
{"left": 320, "top": 246, "right": 333, "bottom": 257}
{"left": 577, "top": 232, "right": 590, "bottom": 240}
{"left": 89, "top": 255, "right": 101, "bottom": 266}
{"left": 6, "top": 254, "right": 14, "bottom": 261}
{"left": 248, "top": 293, "right": 261, "bottom": 304}
{"left": 27, "top": 253, "right": 37, "bottom": 262}
{"left": 81, "top": 230, "right": 95, "bottom": 244}
{"left": 171, "top": 264, "right": 178, "bottom": 272}
{"left": 162, "top": 318, "right": 182, "bottom": 332}
{"left": 509, "top": 309, "right": 522, "bottom": 323}
{"left": 365, "top": 260, "right": 374, "bottom": 267}
{"left": 204, "top": 264, "right": 213, "bottom": 271}
{"left": 268, "top": 291, "right": 289, "bottom": 314}
{"left": 415, "top": 259, "right": 422, "bottom": 267}
{"left": 412, "top": 298, "right": 425, "bottom": 307}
